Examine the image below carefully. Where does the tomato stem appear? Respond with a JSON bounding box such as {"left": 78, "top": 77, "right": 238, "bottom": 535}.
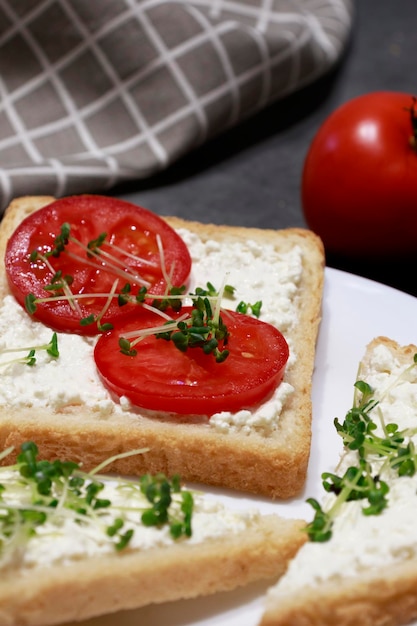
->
{"left": 406, "top": 96, "right": 417, "bottom": 150}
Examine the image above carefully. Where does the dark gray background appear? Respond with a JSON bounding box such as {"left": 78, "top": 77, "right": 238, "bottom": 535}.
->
{"left": 112, "top": 1, "right": 417, "bottom": 297}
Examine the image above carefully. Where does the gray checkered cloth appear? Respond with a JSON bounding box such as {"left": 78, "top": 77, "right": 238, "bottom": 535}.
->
{"left": 0, "top": 0, "right": 354, "bottom": 213}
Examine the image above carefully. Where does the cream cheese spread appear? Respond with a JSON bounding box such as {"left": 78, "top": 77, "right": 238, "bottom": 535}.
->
{"left": 0, "top": 468, "right": 260, "bottom": 572}
{"left": 266, "top": 343, "right": 417, "bottom": 599}
{"left": 0, "top": 295, "right": 115, "bottom": 416}
{"left": 0, "top": 229, "right": 303, "bottom": 435}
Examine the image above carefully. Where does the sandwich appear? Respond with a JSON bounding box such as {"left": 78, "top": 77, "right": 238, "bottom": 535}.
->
{"left": 0, "top": 441, "right": 306, "bottom": 626}
{"left": 0, "top": 194, "right": 324, "bottom": 498}
{"left": 260, "top": 336, "right": 417, "bottom": 625}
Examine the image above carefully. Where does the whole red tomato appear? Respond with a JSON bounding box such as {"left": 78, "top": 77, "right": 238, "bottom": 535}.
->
{"left": 302, "top": 91, "right": 417, "bottom": 259}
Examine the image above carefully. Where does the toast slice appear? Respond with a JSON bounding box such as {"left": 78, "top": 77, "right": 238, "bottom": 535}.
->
{"left": 0, "top": 443, "right": 307, "bottom": 626}
{"left": 0, "top": 196, "right": 324, "bottom": 498}
{"left": 260, "top": 337, "right": 417, "bottom": 625}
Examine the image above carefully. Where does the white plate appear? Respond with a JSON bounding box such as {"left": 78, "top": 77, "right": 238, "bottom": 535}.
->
{"left": 63, "top": 267, "right": 417, "bottom": 626}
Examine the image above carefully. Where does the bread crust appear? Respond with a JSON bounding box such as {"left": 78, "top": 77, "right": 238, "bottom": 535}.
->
{"left": 261, "top": 559, "right": 417, "bottom": 626}
{"left": 0, "top": 195, "right": 324, "bottom": 498}
{"left": 0, "top": 513, "right": 307, "bottom": 626}
{"left": 260, "top": 337, "right": 417, "bottom": 626}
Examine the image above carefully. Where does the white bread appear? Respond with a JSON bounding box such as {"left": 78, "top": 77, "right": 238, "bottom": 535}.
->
{"left": 0, "top": 445, "right": 307, "bottom": 626}
{"left": 260, "top": 336, "right": 417, "bottom": 626}
{"left": 0, "top": 195, "right": 324, "bottom": 498}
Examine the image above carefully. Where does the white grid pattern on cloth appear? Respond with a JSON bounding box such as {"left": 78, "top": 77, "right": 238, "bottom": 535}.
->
{"left": 187, "top": 5, "right": 242, "bottom": 129}
{"left": 60, "top": 0, "right": 165, "bottom": 173}
{"left": 1, "top": 1, "right": 104, "bottom": 157}
{"left": 130, "top": 1, "right": 210, "bottom": 143}
{"left": 0, "top": 0, "right": 124, "bottom": 199}
{"left": 0, "top": 75, "right": 43, "bottom": 163}
{"left": 0, "top": 0, "right": 354, "bottom": 212}
{"left": 255, "top": 0, "right": 277, "bottom": 34}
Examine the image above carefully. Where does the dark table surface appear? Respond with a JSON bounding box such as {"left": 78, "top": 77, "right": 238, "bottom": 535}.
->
{"left": 112, "top": 0, "right": 417, "bottom": 298}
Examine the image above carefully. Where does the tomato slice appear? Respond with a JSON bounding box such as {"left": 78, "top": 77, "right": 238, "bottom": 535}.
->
{"left": 94, "top": 307, "right": 289, "bottom": 416}
{"left": 5, "top": 195, "right": 192, "bottom": 335}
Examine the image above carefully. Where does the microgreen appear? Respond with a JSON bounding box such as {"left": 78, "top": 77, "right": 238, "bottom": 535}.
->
{"left": 156, "top": 295, "right": 230, "bottom": 362}
{"left": 0, "top": 442, "right": 195, "bottom": 562}
{"left": 191, "top": 282, "right": 262, "bottom": 318}
{"left": 151, "top": 285, "right": 186, "bottom": 313}
{"left": 0, "top": 333, "right": 59, "bottom": 369}
{"left": 79, "top": 279, "right": 119, "bottom": 332}
{"left": 117, "top": 279, "right": 265, "bottom": 363}
{"left": 29, "top": 248, "right": 81, "bottom": 314}
{"left": 47, "top": 332, "right": 59, "bottom": 357}
{"left": 119, "top": 336, "right": 138, "bottom": 357}
{"left": 236, "top": 300, "right": 263, "bottom": 318}
{"left": 27, "top": 280, "right": 122, "bottom": 333}
{"left": 25, "top": 290, "right": 123, "bottom": 331}
{"left": 139, "top": 473, "right": 193, "bottom": 538}
{"left": 25, "top": 222, "right": 188, "bottom": 332}
{"left": 26, "top": 222, "right": 263, "bottom": 359}
{"left": 118, "top": 283, "right": 133, "bottom": 307}
{"left": 36, "top": 223, "right": 153, "bottom": 288}
{"left": 117, "top": 280, "right": 238, "bottom": 362}
{"left": 42, "top": 270, "right": 74, "bottom": 296}
{"left": 26, "top": 222, "right": 162, "bottom": 329}
{"left": 306, "top": 355, "right": 417, "bottom": 542}
{"left": 24, "top": 293, "right": 37, "bottom": 315}
{"left": 190, "top": 282, "right": 235, "bottom": 301}
{"left": 87, "top": 232, "right": 107, "bottom": 256}
{"left": 49, "top": 222, "right": 71, "bottom": 258}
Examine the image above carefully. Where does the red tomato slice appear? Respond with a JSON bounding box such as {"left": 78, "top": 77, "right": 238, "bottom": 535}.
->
{"left": 94, "top": 307, "right": 289, "bottom": 416}
{"left": 5, "top": 195, "right": 192, "bottom": 335}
